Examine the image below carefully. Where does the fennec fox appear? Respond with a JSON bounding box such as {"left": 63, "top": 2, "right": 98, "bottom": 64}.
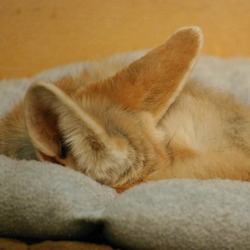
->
{"left": 1, "top": 27, "right": 250, "bottom": 192}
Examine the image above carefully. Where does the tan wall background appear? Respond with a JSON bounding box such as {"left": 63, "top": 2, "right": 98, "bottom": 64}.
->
{"left": 0, "top": 0, "right": 250, "bottom": 79}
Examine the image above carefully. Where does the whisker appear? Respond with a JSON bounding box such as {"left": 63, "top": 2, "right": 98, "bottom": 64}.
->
{"left": 165, "top": 132, "right": 176, "bottom": 149}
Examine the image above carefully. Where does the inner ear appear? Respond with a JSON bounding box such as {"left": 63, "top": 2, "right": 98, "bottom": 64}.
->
{"left": 24, "top": 81, "right": 112, "bottom": 165}
{"left": 84, "top": 26, "right": 203, "bottom": 124}
{"left": 24, "top": 82, "right": 69, "bottom": 162}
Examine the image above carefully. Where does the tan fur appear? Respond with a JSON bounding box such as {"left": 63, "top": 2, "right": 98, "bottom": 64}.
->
{"left": 1, "top": 27, "right": 250, "bottom": 192}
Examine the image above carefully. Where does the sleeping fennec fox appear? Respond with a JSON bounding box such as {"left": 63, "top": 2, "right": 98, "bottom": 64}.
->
{"left": 1, "top": 27, "right": 250, "bottom": 192}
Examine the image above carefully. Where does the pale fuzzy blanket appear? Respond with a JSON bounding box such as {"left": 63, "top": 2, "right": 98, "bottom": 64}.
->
{"left": 0, "top": 52, "right": 250, "bottom": 250}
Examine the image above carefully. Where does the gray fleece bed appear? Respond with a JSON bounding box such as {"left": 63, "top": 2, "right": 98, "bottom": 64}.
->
{"left": 0, "top": 52, "right": 250, "bottom": 250}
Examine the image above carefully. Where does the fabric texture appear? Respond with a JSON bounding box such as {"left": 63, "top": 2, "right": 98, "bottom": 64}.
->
{"left": 0, "top": 52, "right": 250, "bottom": 249}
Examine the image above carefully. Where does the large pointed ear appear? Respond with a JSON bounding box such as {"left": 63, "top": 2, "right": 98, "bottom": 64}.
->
{"left": 87, "top": 27, "right": 203, "bottom": 123}
{"left": 24, "top": 81, "right": 111, "bottom": 164}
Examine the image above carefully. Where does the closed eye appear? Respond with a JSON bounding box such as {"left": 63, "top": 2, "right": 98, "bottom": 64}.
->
{"left": 59, "top": 136, "right": 68, "bottom": 159}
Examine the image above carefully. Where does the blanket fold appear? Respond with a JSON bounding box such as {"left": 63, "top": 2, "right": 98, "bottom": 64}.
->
{"left": 0, "top": 156, "right": 116, "bottom": 239}
{"left": 103, "top": 180, "right": 250, "bottom": 250}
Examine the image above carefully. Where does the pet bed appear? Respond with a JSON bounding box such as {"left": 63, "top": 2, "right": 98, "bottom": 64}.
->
{"left": 0, "top": 51, "right": 250, "bottom": 250}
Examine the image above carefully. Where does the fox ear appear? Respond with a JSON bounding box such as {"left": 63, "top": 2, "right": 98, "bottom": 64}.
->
{"left": 89, "top": 27, "right": 203, "bottom": 123}
{"left": 24, "top": 81, "right": 110, "bottom": 164}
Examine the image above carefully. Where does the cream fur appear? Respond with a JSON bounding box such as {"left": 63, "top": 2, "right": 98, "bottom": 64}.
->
{"left": 1, "top": 27, "right": 250, "bottom": 192}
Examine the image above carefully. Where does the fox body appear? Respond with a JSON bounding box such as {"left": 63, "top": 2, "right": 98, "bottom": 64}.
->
{"left": 1, "top": 27, "right": 250, "bottom": 191}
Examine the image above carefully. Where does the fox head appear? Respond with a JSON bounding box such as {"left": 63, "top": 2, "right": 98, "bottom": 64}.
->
{"left": 24, "top": 27, "right": 203, "bottom": 190}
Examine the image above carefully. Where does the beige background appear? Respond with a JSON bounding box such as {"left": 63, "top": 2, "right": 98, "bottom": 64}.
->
{"left": 0, "top": 0, "right": 250, "bottom": 79}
